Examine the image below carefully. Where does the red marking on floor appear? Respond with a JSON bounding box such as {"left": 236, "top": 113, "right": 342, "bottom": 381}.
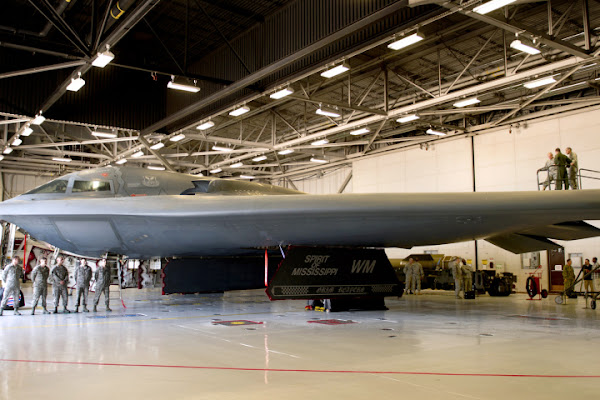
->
{"left": 0, "top": 359, "right": 598, "bottom": 378}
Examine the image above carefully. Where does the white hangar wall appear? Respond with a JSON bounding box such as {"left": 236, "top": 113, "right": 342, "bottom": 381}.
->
{"left": 344, "top": 106, "right": 600, "bottom": 291}
{"left": 0, "top": 173, "right": 51, "bottom": 200}
{"left": 290, "top": 166, "right": 353, "bottom": 194}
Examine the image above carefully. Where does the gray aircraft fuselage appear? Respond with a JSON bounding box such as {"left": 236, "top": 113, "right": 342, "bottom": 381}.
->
{"left": 1, "top": 166, "right": 600, "bottom": 258}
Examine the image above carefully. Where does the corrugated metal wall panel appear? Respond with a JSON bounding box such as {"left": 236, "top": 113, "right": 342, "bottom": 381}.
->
{"left": 49, "top": 66, "right": 167, "bottom": 130}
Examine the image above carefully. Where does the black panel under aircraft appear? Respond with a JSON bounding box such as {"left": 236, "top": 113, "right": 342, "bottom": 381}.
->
{"left": 162, "top": 253, "right": 281, "bottom": 294}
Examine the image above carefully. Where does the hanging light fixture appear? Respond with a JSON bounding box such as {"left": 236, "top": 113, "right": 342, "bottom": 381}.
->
{"left": 229, "top": 106, "right": 250, "bottom": 116}
{"left": 321, "top": 63, "right": 349, "bottom": 78}
{"left": 92, "top": 45, "right": 115, "bottom": 68}
{"left": 196, "top": 121, "right": 215, "bottom": 130}
{"left": 270, "top": 87, "right": 294, "bottom": 99}
{"left": 150, "top": 142, "right": 165, "bottom": 150}
{"left": 167, "top": 75, "right": 200, "bottom": 92}
{"left": 387, "top": 33, "right": 424, "bottom": 50}
{"left": 31, "top": 113, "right": 45, "bottom": 125}
{"left": 66, "top": 72, "right": 85, "bottom": 92}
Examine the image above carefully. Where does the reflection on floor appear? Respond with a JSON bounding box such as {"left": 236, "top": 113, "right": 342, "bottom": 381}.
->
{"left": 1, "top": 286, "right": 599, "bottom": 399}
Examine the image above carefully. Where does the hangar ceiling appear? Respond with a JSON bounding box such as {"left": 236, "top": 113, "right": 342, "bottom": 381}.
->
{"left": 0, "top": 0, "right": 599, "bottom": 186}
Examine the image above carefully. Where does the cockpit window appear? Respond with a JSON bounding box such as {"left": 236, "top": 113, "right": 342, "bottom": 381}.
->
{"left": 26, "top": 180, "right": 68, "bottom": 194}
{"left": 72, "top": 180, "right": 111, "bottom": 193}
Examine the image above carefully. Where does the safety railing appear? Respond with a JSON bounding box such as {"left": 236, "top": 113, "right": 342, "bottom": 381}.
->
{"left": 537, "top": 165, "right": 600, "bottom": 190}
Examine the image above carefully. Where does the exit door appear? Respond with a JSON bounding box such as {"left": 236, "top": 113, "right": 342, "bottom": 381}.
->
{"left": 548, "top": 247, "right": 565, "bottom": 293}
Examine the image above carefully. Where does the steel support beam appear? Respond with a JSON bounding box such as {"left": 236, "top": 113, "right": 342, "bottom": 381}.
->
{"left": 287, "top": 95, "right": 387, "bottom": 116}
{"left": 455, "top": 8, "right": 592, "bottom": 59}
{"left": 137, "top": 135, "right": 175, "bottom": 172}
{"left": 0, "top": 61, "right": 87, "bottom": 80}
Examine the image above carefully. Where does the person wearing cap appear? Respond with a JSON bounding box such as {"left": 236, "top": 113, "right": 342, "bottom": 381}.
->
{"left": 0, "top": 256, "right": 23, "bottom": 316}
{"left": 74, "top": 258, "right": 93, "bottom": 313}
{"left": 562, "top": 259, "right": 575, "bottom": 301}
{"left": 93, "top": 258, "right": 112, "bottom": 312}
{"left": 51, "top": 256, "right": 71, "bottom": 314}
{"left": 31, "top": 258, "right": 50, "bottom": 315}
{"left": 582, "top": 258, "right": 594, "bottom": 295}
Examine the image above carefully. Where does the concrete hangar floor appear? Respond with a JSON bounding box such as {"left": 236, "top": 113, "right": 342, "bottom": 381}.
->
{"left": 0, "top": 287, "right": 598, "bottom": 400}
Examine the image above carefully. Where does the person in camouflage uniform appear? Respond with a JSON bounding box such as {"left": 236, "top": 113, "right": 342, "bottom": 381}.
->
{"left": 562, "top": 258, "right": 576, "bottom": 301}
{"left": 93, "top": 258, "right": 112, "bottom": 312}
{"left": 403, "top": 259, "right": 414, "bottom": 295}
{"left": 449, "top": 257, "right": 463, "bottom": 299}
{"left": 51, "top": 256, "right": 71, "bottom": 313}
{"left": 0, "top": 256, "right": 23, "bottom": 316}
{"left": 411, "top": 259, "right": 424, "bottom": 295}
{"left": 74, "top": 258, "right": 92, "bottom": 313}
{"left": 31, "top": 258, "right": 50, "bottom": 315}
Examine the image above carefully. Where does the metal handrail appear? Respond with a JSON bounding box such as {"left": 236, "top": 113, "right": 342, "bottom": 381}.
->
{"left": 536, "top": 166, "right": 600, "bottom": 190}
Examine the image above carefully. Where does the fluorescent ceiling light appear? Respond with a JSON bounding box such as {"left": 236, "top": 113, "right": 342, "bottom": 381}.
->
{"left": 212, "top": 145, "right": 232, "bottom": 152}
{"left": 150, "top": 142, "right": 165, "bottom": 150}
{"left": 510, "top": 39, "right": 540, "bottom": 55}
{"left": 310, "top": 157, "right": 328, "bottom": 164}
{"left": 311, "top": 139, "right": 329, "bottom": 146}
{"left": 453, "top": 97, "right": 480, "bottom": 108}
{"left": 426, "top": 128, "right": 446, "bottom": 136}
{"left": 321, "top": 64, "right": 349, "bottom": 78}
{"left": 66, "top": 76, "right": 85, "bottom": 92}
{"left": 350, "top": 127, "right": 370, "bottom": 136}
{"left": 270, "top": 88, "right": 294, "bottom": 99}
{"left": 92, "top": 49, "right": 115, "bottom": 68}
{"left": 0, "top": 155, "right": 4, "bottom": 161}
{"left": 21, "top": 127, "right": 33, "bottom": 136}
{"left": 240, "top": 175, "right": 255, "bottom": 179}
{"left": 315, "top": 108, "right": 341, "bottom": 118}
{"left": 524, "top": 76, "right": 557, "bottom": 89}
{"left": 167, "top": 81, "right": 200, "bottom": 93}
{"left": 31, "top": 114, "right": 45, "bottom": 125}
{"left": 170, "top": 134, "right": 186, "bottom": 142}
{"left": 91, "top": 131, "right": 117, "bottom": 138}
{"left": 116, "top": 158, "right": 128, "bottom": 164}
{"left": 147, "top": 165, "right": 165, "bottom": 171}
{"left": 196, "top": 121, "right": 215, "bottom": 130}
{"left": 473, "top": 0, "right": 517, "bottom": 15}
{"left": 397, "top": 114, "right": 420, "bottom": 123}
{"left": 278, "top": 149, "right": 294, "bottom": 155}
{"left": 12, "top": 138, "right": 22, "bottom": 146}
{"left": 387, "top": 33, "right": 424, "bottom": 50}
{"left": 52, "top": 157, "right": 72, "bottom": 162}
{"left": 3, "top": 147, "right": 13, "bottom": 154}
{"left": 229, "top": 106, "right": 250, "bottom": 116}
{"left": 230, "top": 162, "right": 244, "bottom": 168}
{"left": 210, "top": 168, "right": 222, "bottom": 174}
{"left": 252, "top": 155, "right": 268, "bottom": 162}
{"left": 132, "top": 151, "right": 144, "bottom": 158}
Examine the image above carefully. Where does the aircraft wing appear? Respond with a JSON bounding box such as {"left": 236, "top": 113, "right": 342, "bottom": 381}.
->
{"left": 1, "top": 190, "right": 600, "bottom": 258}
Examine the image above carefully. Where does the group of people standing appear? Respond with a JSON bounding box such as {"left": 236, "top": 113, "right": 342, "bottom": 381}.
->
{"left": 449, "top": 256, "right": 473, "bottom": 299}
{"left": 561, "top": 257, "right": 598, "bottom": 301}
{"left": 541, "top": 147, "right": 578, "bottom": 190}
{"left": 0, "top": 255, "right": 112, "bottom": 316}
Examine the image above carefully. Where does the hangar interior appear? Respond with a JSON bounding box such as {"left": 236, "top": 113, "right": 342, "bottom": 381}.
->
{"left": 1, "top": 0, "right": 600, "bottom": 399}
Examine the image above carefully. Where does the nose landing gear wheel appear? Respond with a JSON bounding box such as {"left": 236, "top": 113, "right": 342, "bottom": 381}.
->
{"left": 591, "top": 299, "right": 596, "bottom": 310}
{"left": 555, "top": 295, "right": 563, "bottom": 305}
{"left": 541, "top": 289, "right": 548, "bottom": 299}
